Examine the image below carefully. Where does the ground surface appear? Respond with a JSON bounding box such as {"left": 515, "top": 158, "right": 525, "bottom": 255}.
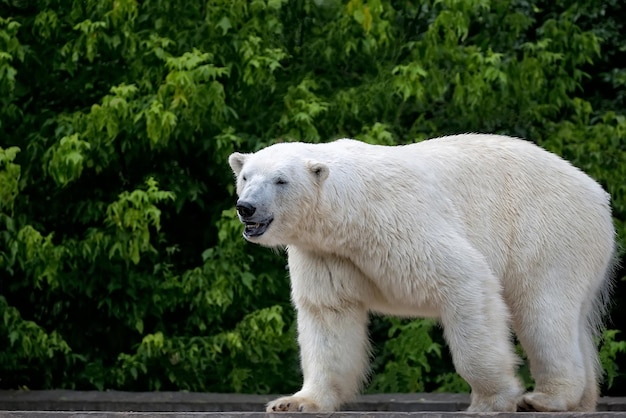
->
{"left": 0, "top": 391, "right": 625, "bottom": 417}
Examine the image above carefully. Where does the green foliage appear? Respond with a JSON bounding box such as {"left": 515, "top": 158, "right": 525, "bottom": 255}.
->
{"left": 0, "top": 296, "right": 76, "bottom": 388}
{"left": 600, "top": 330, "right": 626, "bottom": 388}
{"left": 0, "top": 16, "right": 24, "bottom": 100}
{"left": 0, "top": 146, "right": 20, "bottom": 213}
{"left": 106, "top": 177, "right": 174, "bottom": 265}
{"left": 369, "top": 319, "right": 468, "bottom": 393}
{"left": 0, "top": 0, "right": 624, "bottom": 395}
{"left": 369, "top": 319, "right": 441, "bottom": 393}
{"left": 112, "top": 305, "right": 294, "bottom": 392}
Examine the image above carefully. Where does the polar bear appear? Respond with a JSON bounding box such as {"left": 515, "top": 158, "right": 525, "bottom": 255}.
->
{"left": 228, "top": 134, "right": 615, "bottom": 413}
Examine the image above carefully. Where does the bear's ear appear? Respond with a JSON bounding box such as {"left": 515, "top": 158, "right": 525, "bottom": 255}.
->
{"left": 228, "top": 152, "right": 248, "bottom": 176}
{"left": 306, "top": 161, "right": 329, "bottom": 184}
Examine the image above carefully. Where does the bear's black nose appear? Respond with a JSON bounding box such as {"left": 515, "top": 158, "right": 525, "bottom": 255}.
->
{"left": 236, "top": 201, "right": 256, "bottom": 218}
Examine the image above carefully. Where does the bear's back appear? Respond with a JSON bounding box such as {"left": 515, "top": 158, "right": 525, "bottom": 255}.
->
{"left": 317, "top": 135, "right": 613, "bottom": 283}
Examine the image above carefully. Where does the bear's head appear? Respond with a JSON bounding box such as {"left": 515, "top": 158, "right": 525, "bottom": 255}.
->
{"left": 228, "top": 143, "right": 329, "bottom": 247}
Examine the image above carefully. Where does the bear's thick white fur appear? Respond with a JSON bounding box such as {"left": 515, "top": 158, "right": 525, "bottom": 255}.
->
{"left": 228, "top": 134, "right": 615, "bottom": 413}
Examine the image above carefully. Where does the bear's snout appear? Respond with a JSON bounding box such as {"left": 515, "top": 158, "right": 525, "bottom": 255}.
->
{"left": 236, "top": 201, "right": 256, "bottom": 219}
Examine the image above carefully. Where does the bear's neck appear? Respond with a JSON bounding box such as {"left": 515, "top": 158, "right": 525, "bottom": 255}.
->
{"left": 292, "top": 193, "right": 387, "bottom": 259}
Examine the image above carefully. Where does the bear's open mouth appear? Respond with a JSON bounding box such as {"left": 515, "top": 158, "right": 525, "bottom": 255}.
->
{"left": 243, "top": 219, "right": 272, "bottom": 238}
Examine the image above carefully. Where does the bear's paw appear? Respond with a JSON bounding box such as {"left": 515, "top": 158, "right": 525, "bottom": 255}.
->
{"left": 519, "top": 392, "right": 569, "bottom": 412}
{"left": 266, "top": 395, "right": 320, "bottom": 412}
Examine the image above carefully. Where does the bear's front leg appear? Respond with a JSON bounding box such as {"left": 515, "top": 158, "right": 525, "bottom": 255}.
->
{"left": 266, "top": 301, "right": 369, "bottom": 413}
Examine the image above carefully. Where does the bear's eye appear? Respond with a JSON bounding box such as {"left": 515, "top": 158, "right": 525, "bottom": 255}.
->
{"left": 242, "top": 175, "right": 247, "bottom": 182}
{"left": 275, "top": 178, "right": 287, "bottom": 185}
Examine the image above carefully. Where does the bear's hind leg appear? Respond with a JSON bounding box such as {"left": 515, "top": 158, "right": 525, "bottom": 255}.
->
{"left": 513, "top": 300, "right": 587, "bottom": 411}
{"left": 575, "top": 299, "right": 601, "bottom": 412}
{"left": 438, "top": 261, "right": 523, "bottom": 412}
{"left": 575, "top": 326, "right": 599, "bottom": 411}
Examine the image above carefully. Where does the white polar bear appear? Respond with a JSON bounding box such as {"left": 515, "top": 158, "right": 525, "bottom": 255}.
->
{"left": 228, "top": 134, "right": 615, "bottom": 413}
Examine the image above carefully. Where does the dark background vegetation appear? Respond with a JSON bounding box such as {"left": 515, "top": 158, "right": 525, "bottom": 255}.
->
{"left": 1, "top": 0, "right": 625, "bottom": 396}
